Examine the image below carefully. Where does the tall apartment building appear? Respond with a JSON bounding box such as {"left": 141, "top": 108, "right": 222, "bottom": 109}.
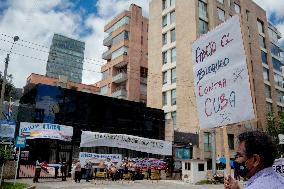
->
{"left": 46, "top": 34, "right": 85, "bottom": 83}
{"left": 98, "top": 4, "right": 148, "bottom": 103}
{"left": 148, "top": 0, "right": 283, "bottom": 161}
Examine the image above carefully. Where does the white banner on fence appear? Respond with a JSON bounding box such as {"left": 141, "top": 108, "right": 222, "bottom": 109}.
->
{"left": 192, "top": 15, "right": 255, "bottom": 129}
{"left": 80, "top": 131, "right": 172, "bottom": 156}
{"left": 279, "top": 134, "right": 284, "bottom": 144}
{"left": 79, "top": 152, "right": 122, "bottom": 167}
{"left": 19, "top": 122, "right": 73, "bottom": 141}
{"left": 273, "top": 158, "right": 284, "bottom": 177}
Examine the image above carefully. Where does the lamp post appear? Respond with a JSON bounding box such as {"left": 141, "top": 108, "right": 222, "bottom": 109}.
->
{"left": 0, "top": 36, "right": 19, "bottom": 118}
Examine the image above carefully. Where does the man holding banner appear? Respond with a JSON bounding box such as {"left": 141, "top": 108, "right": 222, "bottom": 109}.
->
{"left": 224, "top": 131, "right": 284, "bottom": 189}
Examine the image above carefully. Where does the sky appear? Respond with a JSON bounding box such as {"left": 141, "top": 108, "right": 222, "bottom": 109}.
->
{"left": 0, "top": 0, "right": 283, "bottom": 88}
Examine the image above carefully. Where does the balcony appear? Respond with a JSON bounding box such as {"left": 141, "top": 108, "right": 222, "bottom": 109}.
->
{"left": 112, "top": 87, "right": 127, "bottom": 99}
{"left": 102, "top": 49, "right": 112, "bottom": 60}
{"left": 112, "top": 72, "right": 127, "bottom": 83}
{"left": 103, "top": 34, "right": 112, "bottom": 47}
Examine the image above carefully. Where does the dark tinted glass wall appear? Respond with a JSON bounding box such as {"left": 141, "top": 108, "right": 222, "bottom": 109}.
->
{"left": 18, "top": 84, "right": 165, "bottom": 142}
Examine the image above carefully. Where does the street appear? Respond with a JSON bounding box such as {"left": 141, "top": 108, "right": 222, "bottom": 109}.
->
{"left": 11, "top": 179, "right": 227, "bottom": 189}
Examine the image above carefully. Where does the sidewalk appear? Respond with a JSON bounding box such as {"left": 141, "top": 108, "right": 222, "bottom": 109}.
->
{"left": 9, "top": 178, "right": 230, "bottom": 189}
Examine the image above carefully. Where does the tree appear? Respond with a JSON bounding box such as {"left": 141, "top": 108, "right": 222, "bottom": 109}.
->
{"left": 0, "top": 72, "right": 18, "bottom": 101}
{"left": 266, "top": 112, "right": 284, "bottom": 157}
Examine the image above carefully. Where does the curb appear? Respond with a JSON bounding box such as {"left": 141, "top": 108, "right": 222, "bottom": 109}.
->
{"left": 25, "top": 186, "right": 36, "bottom": 189}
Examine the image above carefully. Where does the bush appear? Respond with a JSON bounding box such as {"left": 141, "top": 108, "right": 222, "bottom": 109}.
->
{"left": 0, "top": 146, "right": 10, "bottom": 166}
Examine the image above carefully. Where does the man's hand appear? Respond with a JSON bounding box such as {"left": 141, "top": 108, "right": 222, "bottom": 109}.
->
{"left": 224, "top": 175, "right": 241, "bottom": 189}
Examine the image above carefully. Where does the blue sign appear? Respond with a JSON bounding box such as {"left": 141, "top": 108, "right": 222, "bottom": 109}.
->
{"left": 15, "top": 136, "right": 26, "bottom": 148}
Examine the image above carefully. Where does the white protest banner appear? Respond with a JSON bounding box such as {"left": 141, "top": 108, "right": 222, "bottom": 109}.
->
{"left": 79, "top": 152, "right": 122, "bottom": 167}
{"left": 279, "top": 134, "right": 284, "bottom": 144}
{"left": 19, "top": 122, "right": 73, "bottom": 141}
{"left": 80, "top": 131, "right": 172, "bottom": 156}
{"left": 273, "top": 158, "right": 284, "bottom": 177}
{"left": 192, "top": 15, "right": 255, "bottom": 129}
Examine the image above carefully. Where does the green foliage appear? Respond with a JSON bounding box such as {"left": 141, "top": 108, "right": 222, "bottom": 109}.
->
{"left": 266, "top": 112, "right": 284, "bottom": 157}
{"left": 1, "top": 182, "right": 30, "bottom": 189}
{"left": 0, "top": 146, "right": 10, "bottom": 166}
{"left": 0, "top": 72, "right": 17, "bottom": 101}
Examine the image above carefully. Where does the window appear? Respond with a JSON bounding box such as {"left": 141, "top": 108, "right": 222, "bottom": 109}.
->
{"left": 199, "top": 19, "right": 208, "bottom": 34}
{"left": 204, "top": 132, "right": 212, "bottom": 152}
{"left": 263, "top": 67, "right": 269, "bottom": 81}
{"left": 198, "top": 163, "right": 205, "bottom": 171}
{"left": 163, "top": 71, "right": 167, "bottom": 85}
{"left": 140, "top": 67, "right": 148, "bottom": 77}
{"left": 185, "top": 162, "right": 191, "bottom": 170}
{"left": 100, "top": 85, "right": 108, "bottom": 95}
{"left": 112, "top": 46, "right": 128, "bottom": 60}
{"left": 162, "top": 15, "right": 167, "bottom": 27}
{"left": 278, "top": 106, "right": 284, "bottom": 114}
{"left": 217, "top": 8, "right": 225, "bottom": 21}
{"left": 228, "top": 134, "right": 234, "bottom": 150}
{"left": 198, "top": 0, "right": 207, "bottom": 20}
{"left": 112, "top": 31, "right": 129, "bottom": 45}
{"left": 261, "top": 51, "right": 267, "bottom": 64}
{"left": 264, "top": 84, "right": 271, "bottom": 99}
{"left": 162, "top": 51, "right": 167, "bottom": 64}
{"left": 274, "top": 74, "right": 283, "bottom": 87}
{"left": 259, "top": 35, "right": 266, "bottom": 49}
{"left": 257, "top": 20, "right": 264, "bottom": 34}
{"left": 272, "top": 57, "right": 283, "bottom": 72}
{"left": 170, "top": 28, "right": 176, "bottom": 43}
{"left": 270, "top": 43, "right": 281, "bottom": 57}
{"left": 162, "top": 33, "right": 167, "bottom": 45}
{"left": 171, "top": 47, "right": 176, "bottom": 62}
{"left": 162, "top": 0, "right": 167, "bottom": 10}
{"left": 266, "top": 102, "right": 273, "bottom": 113}
{"left": 171, "top": 111, "right": 176, "bottom": 128}
{"left": 217, "top": 0, "right": 224, "bottom": 4}
{"left": 102, "top": 70, "right": 109, "bottom": 80}
{"left": 170, "top": 11, "right": 176, "bottom": 24}
{"left": 170, "top": 0, "right": 175, "bottom": 6}
{"left": 276, "top": 90, "right": 284, "bottom": 103}
{"left": 162, "top": 92, "right": 167, "bottom": 106}
{"left": 234, "top": 3, "right": 241, "bottom": 14}
{"left": 269, "top": 28, "right": 278, "bottom": 43}
{"left": 171, "top": 89, "right": 176, "bottom": 105}
{"left": 171, "top": 67, "right": 176, "bottom": 83}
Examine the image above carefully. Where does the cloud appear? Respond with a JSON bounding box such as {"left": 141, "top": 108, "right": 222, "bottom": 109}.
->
{"left": 0, "top": 0, "right": 150, "bottom": 88}
{"left": 0, "top": 0, "right": 83, "bottom": 88}
{"left": 252, "top": 0, "right": 284, "bottom": 20}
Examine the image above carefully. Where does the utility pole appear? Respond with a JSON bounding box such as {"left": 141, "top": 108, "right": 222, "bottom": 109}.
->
{"left": 0, "top": 36, "right": 19, "bottom": 118}
{"left": 211, "top": 129, "right": 217, "bottom": 175}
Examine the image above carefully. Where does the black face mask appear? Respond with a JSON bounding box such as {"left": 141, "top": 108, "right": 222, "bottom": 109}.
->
{"left": 238, "top": 159, "right": 250, "bottom": 178}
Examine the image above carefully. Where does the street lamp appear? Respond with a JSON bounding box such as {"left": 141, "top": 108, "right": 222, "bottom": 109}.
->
{"left": 0, "top": 36, "right": 19, "bottom": 118}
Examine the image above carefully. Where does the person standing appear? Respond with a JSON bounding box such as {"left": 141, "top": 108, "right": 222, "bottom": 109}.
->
{"left": 60, "top": 158, "right": 67, "bottom": 181}
{"left": 84, "top": 160, "right": 92, "bottom": 182}
{"left": 33, "top": 159, "right": 41, "bottom": 183}
{"left": 74, "top": 160, "right": 82, "bottom": 183}
{"left": 224, "top": 131, "right": 284, "bottom": 189}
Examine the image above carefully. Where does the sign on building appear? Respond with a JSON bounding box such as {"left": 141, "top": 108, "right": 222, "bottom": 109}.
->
{"left": 192, "top": 16, "right": 255, "bottom": 129}
{"left": 19, "top": 122, "right": 73, "bottom": 141}
{"left": 0, "top": 120, "right": 16, "bottom": 142}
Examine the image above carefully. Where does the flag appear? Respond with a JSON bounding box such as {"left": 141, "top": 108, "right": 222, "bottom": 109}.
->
{"left": 8, "top": 97, "right": 12, "bottom": 118}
